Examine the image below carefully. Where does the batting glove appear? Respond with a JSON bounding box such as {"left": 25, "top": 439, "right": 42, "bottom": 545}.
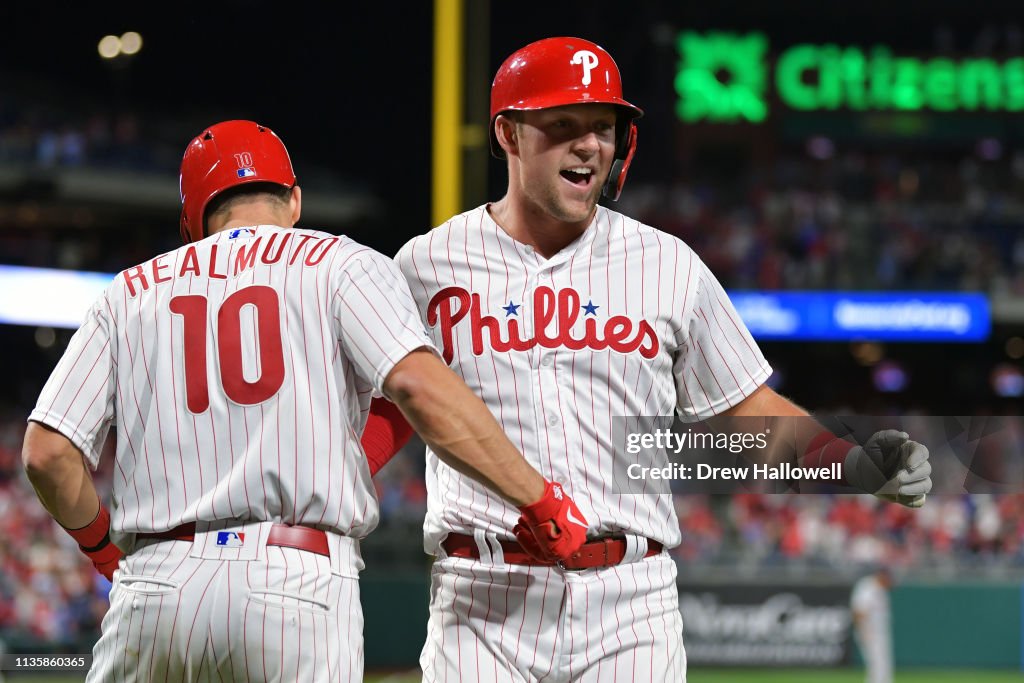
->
{"left": 513, "top": 480, "right": 589, "bottom": 563}
{"left": 845, "top": 430, "right": 932, "bottom": 508}
{"left": 62, "top": 504, "right": 123, "bottom": 581}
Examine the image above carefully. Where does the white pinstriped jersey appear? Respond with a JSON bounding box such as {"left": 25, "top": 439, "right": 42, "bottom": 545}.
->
{"left": 30, "top": 225, "right": 433, "bottom": 544}
{"left": 396, "top": 205, "right": 771, "bottom": 552}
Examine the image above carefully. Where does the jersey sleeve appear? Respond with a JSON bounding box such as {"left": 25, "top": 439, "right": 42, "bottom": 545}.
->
{"left": 332, "top": 249, "right": 437, "bottom": 392}
{"left": 673, "top": 258, "right": 772, "bottom": 420}
{"left": 28, "top": 294, "right": 116, "bottom": 469}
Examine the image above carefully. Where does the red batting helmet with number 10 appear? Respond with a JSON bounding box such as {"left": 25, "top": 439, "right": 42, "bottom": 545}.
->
{"left": 178, "top": 120, "right": 297, "bottom": 243}
{"left": 489, "top": 37, "right": 643, "bottom": 201}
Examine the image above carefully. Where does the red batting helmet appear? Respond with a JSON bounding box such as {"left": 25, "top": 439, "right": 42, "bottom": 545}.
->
{"left": 178, "top": 120, "right": 297, "bottom": 243}
{"left": 490, "top": 37, "right": 643, "bottom": 201}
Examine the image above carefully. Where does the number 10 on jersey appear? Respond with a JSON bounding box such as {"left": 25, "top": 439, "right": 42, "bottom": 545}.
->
{"left": 170, "top": 285, "right": 285, "bottom": 413}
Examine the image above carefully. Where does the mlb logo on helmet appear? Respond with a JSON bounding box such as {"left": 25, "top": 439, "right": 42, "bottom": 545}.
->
{"left": 179, "top": 121, "right": 297, "bottom": 244}
{"left": 216, "top": 531, "right": 246, "bottom": 547}
{"left": 234, "top": 151, "right": 256, "bottom": 178}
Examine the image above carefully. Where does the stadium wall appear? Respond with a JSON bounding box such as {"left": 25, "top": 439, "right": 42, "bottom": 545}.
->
{"left": 360, "top": 571, "right": 1024, "bottom": 671}
{"left": 890, "top": 583, "right": 1022, "bottom": 668}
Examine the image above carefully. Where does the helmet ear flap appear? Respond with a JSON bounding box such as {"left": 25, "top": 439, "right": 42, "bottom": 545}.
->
{"left": 603, "top": 121, "right": 637, "bottom": 202}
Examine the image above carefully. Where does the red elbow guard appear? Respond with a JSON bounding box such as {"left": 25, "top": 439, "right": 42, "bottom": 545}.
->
{"left": 362, "top": 397, "right": 415, "bottom": 475}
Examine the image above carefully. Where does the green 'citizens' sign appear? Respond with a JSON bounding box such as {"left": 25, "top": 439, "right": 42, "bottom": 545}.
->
{"left": 676, "top": 31, "right": 1024, "bottom": 122}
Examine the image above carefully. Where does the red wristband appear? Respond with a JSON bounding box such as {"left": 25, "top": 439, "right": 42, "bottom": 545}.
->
{"left": 63, "top": 505, "right": 112, "bottom": 551}
{"left": 804, "top": 430, "right": 855, "bottom": 484}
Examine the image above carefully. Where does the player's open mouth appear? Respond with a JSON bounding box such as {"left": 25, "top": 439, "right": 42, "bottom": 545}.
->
{"left": 560, "top": 167, "right": 594, "bottom": 187}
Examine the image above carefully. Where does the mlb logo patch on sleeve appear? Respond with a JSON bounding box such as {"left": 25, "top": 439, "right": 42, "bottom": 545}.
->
{"left": 216, "top": 531, "right": 246, "bottom": 547}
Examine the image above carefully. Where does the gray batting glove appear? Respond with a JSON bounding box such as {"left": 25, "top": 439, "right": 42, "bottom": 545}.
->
{"left": 844, "top": 429, "right": 932, "bottom": 508}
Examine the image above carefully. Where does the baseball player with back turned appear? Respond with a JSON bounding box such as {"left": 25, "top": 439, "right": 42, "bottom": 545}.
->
{"left": 362, "top": 37, "right": 933, "bottom": 681}
{"left": 21, "top": 120, "right": 589, "bottom": 682}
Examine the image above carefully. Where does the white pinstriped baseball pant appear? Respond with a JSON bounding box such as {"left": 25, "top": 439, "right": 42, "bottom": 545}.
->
{"left": 420, "top": 536, "right": 686, "bottom": 683}
{"left": 87, "top": 522, "right": 364, "bottom": 682}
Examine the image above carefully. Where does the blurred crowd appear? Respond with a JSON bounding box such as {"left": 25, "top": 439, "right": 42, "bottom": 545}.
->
{"left": 0, "top": 413, "right": 112, "bottom": 653}
{"left": 2, "top": 89, "right": 1024, "bottom": 297}
{"left": 0, "top": 111, "right": 159, "bottom": 171}
{"left": 674, "top": 492, "right": 1024, "bottom": 574}
{"left": 0, "top": 92, "right": 181, "bottom": 173}
{"left": 620, "top": 147, "right": 1024, "bottom": 295}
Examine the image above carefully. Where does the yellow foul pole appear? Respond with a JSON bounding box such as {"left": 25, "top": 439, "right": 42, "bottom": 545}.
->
{"left": 432, "top": 0, "right": 463, "bottom": 228}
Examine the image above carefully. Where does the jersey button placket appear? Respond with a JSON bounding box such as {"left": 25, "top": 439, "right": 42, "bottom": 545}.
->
{"left": 536, "top": 260, "right": 566, "bottom": 478}
{"left": 541, "top": 354, "right": 559, "bottom": 427}
{"left": 517, "top": 269, "right": 543, "bottom": 472}
{"left": 524, "top": 263, "right": 557, "bottom": 477}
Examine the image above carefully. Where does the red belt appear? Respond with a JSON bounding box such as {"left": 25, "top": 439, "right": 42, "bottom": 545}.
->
{"left": 442, "top": 533, "right": 662, "bottom": 570}
{"left": 136, "top": 523, "right": 330, "bottom": 558}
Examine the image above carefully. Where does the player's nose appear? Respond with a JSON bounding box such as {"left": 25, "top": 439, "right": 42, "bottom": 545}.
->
{"left": 570, "top": 131, "right": 600, "bottom": 159}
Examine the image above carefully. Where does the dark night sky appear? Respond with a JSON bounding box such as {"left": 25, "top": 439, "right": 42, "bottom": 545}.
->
{"left": 2, "top": 1, "right": 1022, "bottom": 240}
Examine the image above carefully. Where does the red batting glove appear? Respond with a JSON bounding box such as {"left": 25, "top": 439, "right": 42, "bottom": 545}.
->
{"left": 62, "top": 505, "right": 122, "bottom": 581}
{"left": 512, "top": 480, "right": 589, "bottom": 563}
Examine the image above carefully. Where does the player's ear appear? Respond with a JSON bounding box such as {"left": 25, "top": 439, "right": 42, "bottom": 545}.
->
{"left": 494, "top": 115, "right": 519, "bottom": 157}
{"left": 289, "top": 185, "right": 301, "bottom": 226}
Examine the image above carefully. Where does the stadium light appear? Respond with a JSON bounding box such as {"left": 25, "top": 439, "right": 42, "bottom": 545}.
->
{"left": 98, "top": 35, "right": 121, "bottom": 60}
{"left": 120, "top": 31, "right": 143, "bottom": 55}
{"left": 34, "top": 326, "right": 56, "bottom": 349}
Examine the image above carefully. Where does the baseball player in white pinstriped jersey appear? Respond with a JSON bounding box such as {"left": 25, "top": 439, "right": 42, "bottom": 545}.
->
{"left": 21, "top": 120, "right": 590, "bottom": 682}
{"left": 365, "top": 37, "right": 932, "bottom": 682}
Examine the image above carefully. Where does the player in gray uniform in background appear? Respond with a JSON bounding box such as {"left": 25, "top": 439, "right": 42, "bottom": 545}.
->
{"left": 852, "top": 567, "right": 895, "bottom": 683}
